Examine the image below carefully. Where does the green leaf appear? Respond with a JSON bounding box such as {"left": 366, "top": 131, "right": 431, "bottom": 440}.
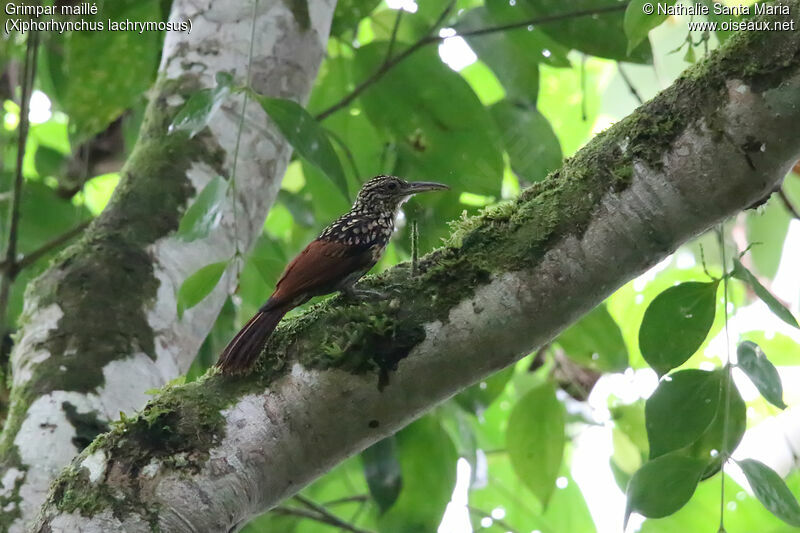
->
{"left": 645, "top": 369, "right": 721, "bottom": 460}
{"left": 624, "top": 0, "right": 676, "bottom": 54}
{"left": 254, "top": 95, "right": 349, "bottom": 199}
{"left": 176, "top": 261, "right": 228, "bottom": 318}
{"left": 511, "top": 0, "right": 653, "bottom": 63}
{"left": 378, "top": 417, "right": 457, "bottom": 532}
{"left": 639, "top": 281, "right": 719, "bottom": 375}
{"left": 481, "top": 0, "right": 573, "bottom": 68}
{"left": 330, "top": 0, "right": 381, "bottom": 36}
{"left": 34, "top": 145, "right": 67, "bottom": 177}
{"left": 277, "top": 189, "right": 315, "bottom": 227}
{"left": 625, "top": 453, "right": 707, "bottom": 524}
{"left": 737, "top": 341, "right": 786, "bottom": 409}
{"left": 490, "top": 100, "right": 563, "bottom": 185}
{"left": 44, "top": 0, "right": 161, "bottom": 142}
{"left": 455, "top": 365, "right": 514, "bottom": 415}
{"left": 732, "top": 259, "right": 799, "bottom": 329}
{"left": 176, "top": 176, "right": 228, "bottom": 242}
{"left": 361, "top": 437, "right": 402, "bottom": 513}
{"left": 507, "top": 382, "right": 565, "bottom": 507}
{"left": 738, "top": 459, "right": 800, "bottom": 527}
{"left": 170, "top": 72, "right": 234, "bottom": 138}
{"left": 458, "top": 7, "right": 541, "bottom": 106}
{"left": 555, "top": 303, "right": 628, "bottom": 372}
{"left": 685, "top": 373, "right": 746, "bottom": 479}
{"left": 354, "top": 43, "right": 503, "bottom": 196}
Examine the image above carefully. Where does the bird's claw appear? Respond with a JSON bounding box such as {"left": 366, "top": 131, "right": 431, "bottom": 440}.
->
{"left": 343, "top": 287, "right": 385, "bottom": 300}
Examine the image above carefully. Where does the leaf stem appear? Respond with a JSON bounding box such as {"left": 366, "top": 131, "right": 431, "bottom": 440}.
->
{"left": 229, "top": 0, "right": 260, "bottom": 263}
{"left": 716, "top": 224, "right": 734, "bottom": 533}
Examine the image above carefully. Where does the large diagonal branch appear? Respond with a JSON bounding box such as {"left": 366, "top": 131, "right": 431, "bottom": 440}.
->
{"left": 35, "top": 6, "right": 800, "bottom": 532}
{"left": 0, "top": 1, "right": 335, "bottom": 530}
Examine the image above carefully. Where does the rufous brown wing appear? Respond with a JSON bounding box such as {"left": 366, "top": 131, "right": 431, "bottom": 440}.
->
{"left": 216, "top": 239, "right": 374, "bottom": 374}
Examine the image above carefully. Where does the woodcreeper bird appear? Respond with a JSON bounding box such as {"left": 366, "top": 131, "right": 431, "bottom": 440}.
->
{"left": 216, "top": 175, "right": 449, "bottom": 374}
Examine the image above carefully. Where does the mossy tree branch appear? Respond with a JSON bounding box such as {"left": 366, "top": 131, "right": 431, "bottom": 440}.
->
{"left": 34, "top": 6, "right": 800, "bottom": 531}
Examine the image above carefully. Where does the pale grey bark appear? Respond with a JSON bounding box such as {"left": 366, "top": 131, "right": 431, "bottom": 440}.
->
{"left": 32, "top": 10, "right": 800, "bottom": 531}
{"left": 0, "top": 1, "right": 335, "bottom": 530}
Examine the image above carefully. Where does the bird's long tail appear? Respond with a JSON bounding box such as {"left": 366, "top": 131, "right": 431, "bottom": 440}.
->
{"left": 216, "top": 306, "right": 287, "bottom": 374}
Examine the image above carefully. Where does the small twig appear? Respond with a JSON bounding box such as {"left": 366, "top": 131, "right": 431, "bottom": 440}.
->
{"left": 580, "top": 54, "right": 588, "bottom": 122}
{"left": 411, "top": 219, "right": 419, "bottom": 276}
{"left": 384, "top": 8, "right": 404, "bottom": 62}
{"left": 315, "top": 3, "right": 629, "bottom": 121}
{"left": 291, "top": 495, "right": 373, "bottom": 533}
{"left": 272, "top": 505, "right": 374, "bottom": 533}
{"left": 778, "top": 187, "right": 800, "bottom": 219}
{"left": 617, "top": 62, "right": 643, "bottom": 104}
{"left": 0, "top": 220, "right": 90, "bottom": 274}
{"left": 0, "top": 31, "right": 39, "bottom": 330}
{"left": 466, "top": 505, "right": 519, "bottom": 533}
{"left": 322, "top": 494, "right": 368, "bottom": 507}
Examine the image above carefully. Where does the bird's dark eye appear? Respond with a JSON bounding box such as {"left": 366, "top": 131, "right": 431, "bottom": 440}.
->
{"left": 386, "top": 181, "right": 398, "bottom": 191}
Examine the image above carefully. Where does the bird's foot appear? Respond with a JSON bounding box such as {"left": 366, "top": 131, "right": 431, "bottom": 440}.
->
{"left": 342, "top": 287, "right": 385, "bottom": 301}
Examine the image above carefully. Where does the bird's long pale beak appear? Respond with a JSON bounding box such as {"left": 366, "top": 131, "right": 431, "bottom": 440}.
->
{"left": 403, "top": 181, "right": 450, "bottom": 194}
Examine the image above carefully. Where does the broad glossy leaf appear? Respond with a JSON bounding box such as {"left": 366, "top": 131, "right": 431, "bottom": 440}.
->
{"left": 46, "top": 0, "right": 161, "bottom": 142}
{"left": 354, "top": 43, "right": 503, "bottom": 196}
{"left": 490, "top": 100, "right": 562, "bottom": 185}
{"left": 516, "top": 0, "right": 653, "bottom": 63}
{"left": 171, "top": 72, "right": 234, "bottom": 138}
{"left": 625, "top": 453, "right": 707, "bottom": 524}
{"left": 738, "top": 459, "right": 800, "bottom": 527}
{"left": 732, "top": 259, "right": 799, "bottom": 329}
{"left": 555, "top": 302, "right": 627, "bottom": 372}
{"left": 455, "top": 365, "right": 515, "bottom": 415}
{"left": 737, "top": 341, "right": 786, "bottom": 409}
{"left": 177, "top": 261, "right": 228, "bottom": 318}
{"left": 639, "top": 472, "right": 797, "bottom": 533}
{"left": 639, "top": 281, "right": 719, "bottom": 375}
{"left": 507, "top": 382, "right": 565, "bottom": 507}
{"left": 34, "top": 145, "right": 66, "bottom": 177}
{"left": 645, "top": 369, "right": 721, "bottom": 459}
{"left": 378, "top": 417, "right": 457, "bottom": 532}
{"left": 177, "top": 176, "right": 228, "bottom": 242}
{"left": 277, "top": 190, "right": 315, "bottom": 228}
{"left": 255, "top": 95, "right": 349, "bottom": 199}
{"left": 362, "top": 437, "right": 402, "bottom": 513}
{"left": 685, "top": 374, "right": 746, "bottom": 479}
{"left": 458, "top": 7, "right": 541, "bottom": 106}
{"left": 330, "top": 0, "right": 381, "bottom": 36}
{"left": 740, "top": 330, "right": 800, "bottom": 366}
{"left": 624, "top": 0, "right": 676, "bottom": 53}
{"left": 482, "top": 0, "right": 572, "bottom": 68}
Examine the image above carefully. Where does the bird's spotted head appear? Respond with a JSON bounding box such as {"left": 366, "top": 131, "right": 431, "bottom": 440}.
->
{"left": 353, "top": 175, "right": 449, "bottom": 213}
